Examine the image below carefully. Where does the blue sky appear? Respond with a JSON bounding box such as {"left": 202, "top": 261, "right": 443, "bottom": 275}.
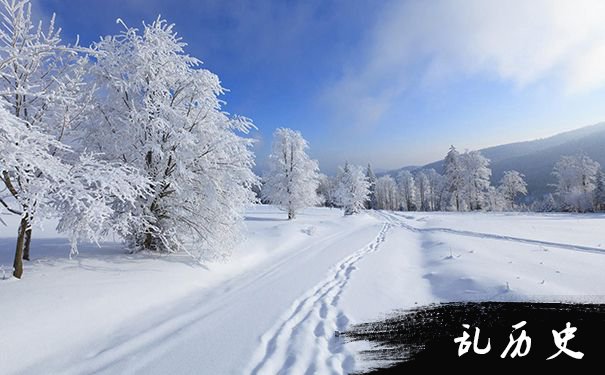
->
{"left": 34, "top": 0, "right": 605, "bottom": 173}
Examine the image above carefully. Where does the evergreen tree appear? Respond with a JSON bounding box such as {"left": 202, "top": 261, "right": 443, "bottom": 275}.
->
{"left": 595, "top": 170, "right": 605, "bottom": 211}
{"left": 365, "top": 163, "right": 377, "bottom": 209}
{"left": 444, "top": 146, "right": 464, "bottom": 211}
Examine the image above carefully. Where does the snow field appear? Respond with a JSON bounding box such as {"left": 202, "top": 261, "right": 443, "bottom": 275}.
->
{"left": 1, "top": 206, "right": 604, "bottom": 374}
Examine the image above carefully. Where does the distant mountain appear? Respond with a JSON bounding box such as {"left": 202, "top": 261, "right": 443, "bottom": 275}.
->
{"left": 389, "top": 122, "right": 605, "bottom": 199}
{"left": 377, "top": 165, "right": 419, "bottom": 177}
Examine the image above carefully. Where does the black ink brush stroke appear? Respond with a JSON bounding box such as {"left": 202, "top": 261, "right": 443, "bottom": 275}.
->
{"left": 342, "top": 302, "right": 605, "bottom": 373}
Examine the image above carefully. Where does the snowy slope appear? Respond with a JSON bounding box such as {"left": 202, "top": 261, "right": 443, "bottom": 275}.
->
{"left": 390, "top": 122, "right": 605, "bottom": 198}
{"left": 1, "top": 206, "right": 604, "bottom": 374}
{"left": 379, "top": 211, "right": 605, "bottom": 300}
{"left": 387, "top": 211, "right": 605, "bottom": 250}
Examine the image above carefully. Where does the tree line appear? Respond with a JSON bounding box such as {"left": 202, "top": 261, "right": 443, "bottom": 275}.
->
{"left": 261, "top": 132, "right": 605, "bottom": 220}
{"left": 341, "top": 147, "right": 604, "bottom": 214}
{"left": 261, "top": 128, "right": 371, "bottom": 219}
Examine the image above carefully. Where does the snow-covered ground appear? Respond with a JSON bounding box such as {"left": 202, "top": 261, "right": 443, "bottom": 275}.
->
{"left": 1, "top": 206, "right": 604, "bottom": 374}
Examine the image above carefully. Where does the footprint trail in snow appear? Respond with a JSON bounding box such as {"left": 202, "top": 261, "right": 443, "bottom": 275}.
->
{"left": 247, "top": 223, "right": 391, "bottom": 375}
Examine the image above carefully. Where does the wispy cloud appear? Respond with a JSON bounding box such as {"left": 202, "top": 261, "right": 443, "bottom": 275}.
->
{"left": 322, "top": 0, "right": 605, "bottom": 128}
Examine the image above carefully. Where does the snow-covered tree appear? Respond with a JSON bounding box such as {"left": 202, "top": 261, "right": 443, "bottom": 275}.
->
{"left": 335, "top": 163, "right": 370, "bottom": 215}
{"left": 543, "top": 193, "right": 558, "bottom": 212}
{"left": 1, "top": 111, "right": 150, "bottom": 277}
{"left": 532, "top": 193, "right": 557, "bottom": 212}
{"left": 485, "top": 186, "right": 505, "bottom": 212}
{"left": 461, "top": 150, "right": 491, "bottom": 211}
{"left": 443, "top": 146, "right": 492, "bottom": 211}
{"left": 595, "top": 170, "right": 605, "bottom": 211}
{"left": 0, "top": 0, "right": 84, "bottom": 274}
{"left": 0, "top": 0, "right": 148, "bottom": 278}
{"left": 85, "top": 18, "right": 258, "bottom": 258}
{"left": 365, "top": 163, "right": 377, "bottom": 209}
{"left": 0, "top": 105, "right": 57, "bottom": 276}
{"left": 499, "top": 170, "right": 528, "bottom": 210}
{"left": 317, "top": 173, "right": 337, "bottom": 208}
{"left": 415, "top": 170, "right": 430, "bottom": 211}
{"left": 594, "top": 170, "right": 605, "bottom": 211}
{"left": 425, "top": 168, "right": 446, "bottom": 211}
{"left": 552, "top": 154, "right": 600, "bottom": 212}
{"left": 374, "top": 175, "right": 399, "bottom": 210}
{"left": 263, "top": 128, "right": 320, "bottom": 219}
{"left": 444, "top": 146, "right": 464, "bottom": 211}
{"left": 397, "top": 170, "right": 417, "bottom": 211}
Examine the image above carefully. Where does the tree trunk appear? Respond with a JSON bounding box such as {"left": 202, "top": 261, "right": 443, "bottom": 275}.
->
{"left": 23, "top": 222, "right": 32, "bottom": 261}
{"left": 13, "top": 217, "right": 27, "bottom": 279}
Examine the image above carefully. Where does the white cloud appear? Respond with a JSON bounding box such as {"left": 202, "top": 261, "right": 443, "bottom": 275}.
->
{"left": 323, "top": 0, "right": 605, "bottom": 127}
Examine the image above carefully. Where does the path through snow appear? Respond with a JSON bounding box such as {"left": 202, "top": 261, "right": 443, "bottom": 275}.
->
{"left": 2, "top": 206, "right": 605, "bottom": 374}
{"left": 247, "top": 223, "right": 391, "bottom": 375}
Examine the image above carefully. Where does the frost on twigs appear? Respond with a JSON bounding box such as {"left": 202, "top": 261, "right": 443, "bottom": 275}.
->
{"left": 0, "top": 0, "right": 149, "bottom": 277}
{"left": 84, "top": 16, "right": 258, "bottom": 260}
{"left": 262, "top": 128, "right": 320, "bottom": 220}
{"left": 0, "top": 1, "right": 257, "bottom": 274}
{"left": 334, "top": 163, "right": 370, "bottom": 216}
